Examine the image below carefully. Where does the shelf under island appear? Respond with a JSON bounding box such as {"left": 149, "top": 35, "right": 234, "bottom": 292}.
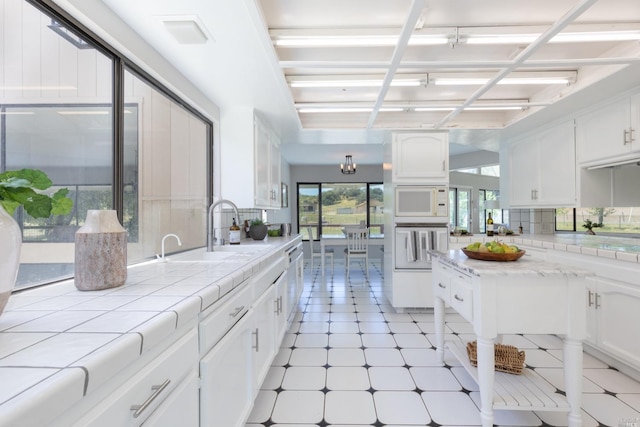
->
{"left": 430, "top": 249, "right": 593, "bottom": 427}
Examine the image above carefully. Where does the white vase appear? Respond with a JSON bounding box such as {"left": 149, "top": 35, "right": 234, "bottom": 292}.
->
{"left": 0, "top": 205, "right": 22, "bottom": 315}
{"left": 74, "top": 210, "right": 127, "bottom": 291}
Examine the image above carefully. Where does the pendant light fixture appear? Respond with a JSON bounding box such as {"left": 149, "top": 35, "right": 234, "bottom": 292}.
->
{"left": 341, "top": 155, "right": 356, "bottom": 174}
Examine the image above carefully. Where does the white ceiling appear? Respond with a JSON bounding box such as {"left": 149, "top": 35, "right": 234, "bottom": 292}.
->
{"left": 72, "top": 0, "right": 640, "bottom": 166}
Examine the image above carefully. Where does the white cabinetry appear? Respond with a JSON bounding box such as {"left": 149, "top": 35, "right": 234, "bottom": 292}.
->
{"left": 392, "top": 132, "right": 449, "bottom": 182}
{"left": 586, "top": 277, "right": 640, "bottom": 369}
{"left": 251, "top": 284, "right": 278, "bottom": 395}
{"left": 576, "top": 92, "right": 640, "bottom": 167}
{"left": 200, "top": 311, "right": 254, "bottom": 427}
{"left": 221, "top": 108, "right": 281, "bottom": 208}
{"left": 66, "top": 328, "right": 199, "bottom": 427}
{"left": 507, "top": 120, "right": 576, "bottom": 207}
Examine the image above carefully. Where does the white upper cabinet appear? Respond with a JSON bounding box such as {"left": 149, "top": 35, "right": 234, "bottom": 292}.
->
{"left": 221, "top": 109, "right": 281, "bottom": 208}
{"left": 576, "top": 91, "right": 640, "bottom": 167}
{"left": 392, "top": 132, "right": 449, "bottom": 183}
{"left": 508, "top": 120, "right": 577, "bottom": 207}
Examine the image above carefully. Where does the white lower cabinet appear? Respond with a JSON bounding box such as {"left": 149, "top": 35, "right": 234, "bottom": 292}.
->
{"left": 251, "top": 284, "right": 278, "bottom": 395}
{"left": 200, "top": 311, "right": 254, "bottom": 427}
{"left": 67, "top": 328, "right": 199, "bottom": 427}
{"left": 588, "top": 277, "right": 640, "bottom": 369}
{"left": 141, "top": 370, "right": 199, "bottom": 427}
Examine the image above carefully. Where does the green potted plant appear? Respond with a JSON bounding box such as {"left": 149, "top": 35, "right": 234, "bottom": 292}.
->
{"left": 0, "top": 169, "right": 73, "bottom": 315}
{"left": 582, "top": 219, "right": 602, "bottom": 235}
{"left": 249, "top": 218, "right": 268, "bottom": 240}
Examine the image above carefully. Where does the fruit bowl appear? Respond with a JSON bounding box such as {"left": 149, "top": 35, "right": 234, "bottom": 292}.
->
{"left": 461, "top": 248, "right": 526, "bottom": 262}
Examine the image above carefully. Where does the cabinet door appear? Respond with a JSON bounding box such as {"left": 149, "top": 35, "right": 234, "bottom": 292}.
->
{"left": 269, "top": 132, "right": 281, "bottom": 207}
{"left": 141, "top": 370, "right": 199, "bottom": 427}
{"left": 585, "top": 277, "right": 598, "bottom": 346}
{"left": 274, "top": 271, "right": 289, "bottom": 346}
{"left": 251, "top": 285, "right": 278, "bottom": 395}
{"left": 200, "top": 313, "right": 253, "bottom": 427}
{"left": 596, "top": 278, "right": 640, "bottom": 368}
{"left": 576, "top": 97, "right": 631, "bottom": 165}
{"left": 537, "top": 120, "right": 576, "bottom": 206}
{"left": 393, "top": 133, "right": 448, "bottom": 181}
{"left": 508, "top": 137, "right": 539, "bottom": 206}
{"left": 254, "top": 117, "right": 271, "bottom": 207}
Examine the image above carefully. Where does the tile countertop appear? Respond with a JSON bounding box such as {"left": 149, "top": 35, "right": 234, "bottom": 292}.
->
{"left": 431, "top": 249, "right": 593, "bottom": 278}
{"left": 0, "top": 235, "right": 301, "bottom": 425}
{"left": 450, "top": 233, "right": 640, "bottom": 263}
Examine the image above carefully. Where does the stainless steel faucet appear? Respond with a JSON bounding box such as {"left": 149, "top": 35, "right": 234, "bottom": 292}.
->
{"left": 156, "top": 233, "right": 182, "bottom": 262}
{"left": 207, "top": 199, "right": 240, "bottom": 251}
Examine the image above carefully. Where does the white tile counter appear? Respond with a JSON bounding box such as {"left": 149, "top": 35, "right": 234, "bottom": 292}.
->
{"left": 450, "top": 233, "right": 640, "bottom": 263}
{"left": 434, "top": 248, "right": 593, "bottom": 278}
{"left": 0, "top": 236, "right": 300, "bottom": 426}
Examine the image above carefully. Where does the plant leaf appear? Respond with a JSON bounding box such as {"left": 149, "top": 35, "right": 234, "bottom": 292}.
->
{"left": 23, "top": 193, "right": 53, "bottom": 218}
{"left": 0, "top": 169, "right": 52, "bottom": 191}
{"left": 0, "top": 199, "right": 20, "bottom": 215}
{"left": 51, "top": 189, "right": 73, "bottom": 216}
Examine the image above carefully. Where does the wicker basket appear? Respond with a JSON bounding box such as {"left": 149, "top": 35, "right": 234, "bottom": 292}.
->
{"left": 466, "top": 341, "right": 526, "bottom": 375}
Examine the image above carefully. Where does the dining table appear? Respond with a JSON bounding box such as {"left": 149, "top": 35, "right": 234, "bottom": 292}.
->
{"left": 320, "top": 233, "right": 384, "bottom": 276}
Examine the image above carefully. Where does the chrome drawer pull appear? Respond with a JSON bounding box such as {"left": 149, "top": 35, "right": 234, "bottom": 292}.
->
{"left": 229, "top": 305, "right": 245, "bottom": 318}
{"left": 454, "top": 294, "right": 464, "bottom": 302}
{"left": 130, "top": 379, "right": 171, "bottom": 418}
{"left": 438, "top": 282, "right": 446, "bottom": 289}
{"left": 253, "top": 328, "right": 259, "bottom": 352}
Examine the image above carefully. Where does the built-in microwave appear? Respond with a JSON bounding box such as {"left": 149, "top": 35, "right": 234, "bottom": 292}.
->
{"left": 394, "top": 185, "right": 448, "bottom": 222}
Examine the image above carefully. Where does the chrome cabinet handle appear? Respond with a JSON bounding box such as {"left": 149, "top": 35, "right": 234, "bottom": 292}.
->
{"left": 630, "top": 128, "right": 635, "bottom": 144}
{"left": 253, "top": 328, "right": 259, "bottom": 352}
{"left": 588, "top": 290, "right": 594, "bottom": 307}
{"left": 438, "top": 282, "right": 446, "bottom": 289}
{"left": 454, "top": 294, "right": 464, "bottom": 302}
{"left": 595, "top": 293, "right": 601, "bottom": 309}
{"left": 624, "top": 129, "right": 631, "bottom": 145}
{"left": 130, "top": 379, "right": 171, "bottom": 418}
{"left": 229, "top": 306, "right": 245, "bottom": 318}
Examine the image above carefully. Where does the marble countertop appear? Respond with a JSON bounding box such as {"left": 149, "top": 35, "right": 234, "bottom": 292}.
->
{"left": 431, "top": 249, "right": 594, "bottom": 278}
{"left": 0, "top": 235, "right": 301, "bottom": 425}
{"left": 450, "top": 233, "right": 640, "bottom": 264}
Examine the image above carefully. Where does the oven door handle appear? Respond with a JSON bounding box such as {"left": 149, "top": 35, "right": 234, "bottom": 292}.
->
{"left": 406, "top": 231, "right": 417, "bottom": 262}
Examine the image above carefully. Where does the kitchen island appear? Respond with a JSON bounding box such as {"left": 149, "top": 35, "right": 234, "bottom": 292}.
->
{"left": 431, "top": 249, "right": 593, "bottom": 427}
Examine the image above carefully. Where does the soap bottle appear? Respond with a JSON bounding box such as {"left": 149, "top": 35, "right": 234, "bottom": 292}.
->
{"left": 230, "top": 218, "right": 241, "bottom": 245}
{"left": 244, "top": 219, "right": 250, "bottom": 238}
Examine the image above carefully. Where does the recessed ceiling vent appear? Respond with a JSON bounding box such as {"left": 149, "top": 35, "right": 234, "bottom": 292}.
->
{"left": 161, "top": 15, "right": 212, "bottom": 44}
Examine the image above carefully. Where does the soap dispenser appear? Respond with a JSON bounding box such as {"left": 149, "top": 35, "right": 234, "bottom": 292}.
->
{"left": 229, "top": 218, "right": 241, "bottom": 245}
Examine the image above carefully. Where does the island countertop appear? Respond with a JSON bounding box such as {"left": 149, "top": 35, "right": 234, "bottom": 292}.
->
{"left": 430, "top": 249, "right": 594, "bottom": 278}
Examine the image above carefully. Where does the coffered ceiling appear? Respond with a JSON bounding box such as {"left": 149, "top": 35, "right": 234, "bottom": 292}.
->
{"left": 69, "top": 0, "right": 640, "bottom": 165}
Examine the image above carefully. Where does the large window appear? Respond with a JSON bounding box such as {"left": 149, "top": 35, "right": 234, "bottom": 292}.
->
{"left": 556, "top": 207, "right": 640, "bottom": 235}
{"left": 3, "top": 1, "right": 212, "bottom": 289}
{"left": 449, "top": 187, "right": 471, "bottom": 232}
{"left": 298, "top": 183, "right": 383, "bottom": 239}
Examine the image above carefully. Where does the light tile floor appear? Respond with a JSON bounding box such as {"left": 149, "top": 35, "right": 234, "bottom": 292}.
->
{"left": 246, "top": 260, "right": 640, "bottom": 427}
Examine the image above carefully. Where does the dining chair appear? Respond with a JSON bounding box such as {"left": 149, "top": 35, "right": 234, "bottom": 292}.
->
{"left": 344, "top": 227, "right": 370, "bottom": 279}
{"left": 307, "top": 226, "right": 334, "bottom": 274}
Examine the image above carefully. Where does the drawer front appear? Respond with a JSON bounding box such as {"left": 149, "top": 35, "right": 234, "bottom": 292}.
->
{"left": 433, "top": 263, "right": 453, "bottom": 302}
{"left": 199, "top": 281, "right": 252, "bottom": 354}
{"left": 74, "top": 329, "right": 198, "bottom": 427}
{"left": 450, "top": 275, "right": 473, "bottom": 323}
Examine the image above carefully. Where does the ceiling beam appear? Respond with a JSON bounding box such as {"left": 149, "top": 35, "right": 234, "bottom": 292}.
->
{"left": 366, "top": 0, "right": 426, "bottom": 129}
{"left": 436, "top": 0, "right": 599, "bottom": 128}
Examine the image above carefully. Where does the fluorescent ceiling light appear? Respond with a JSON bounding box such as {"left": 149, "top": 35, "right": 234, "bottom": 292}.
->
{"left": 289, "top": 79, "right": 421, "bottom": 88}
{"left": 432, "top": 77, "right": 572, "bottom": 85}
{"left": 275, "top": 34, "right": 449, "bottom": 47}
{"left": 467, "top": 30, "right": 640, "bottom": 44}
{"left": 298, "top": 107, "right": 404, "bottom": 113}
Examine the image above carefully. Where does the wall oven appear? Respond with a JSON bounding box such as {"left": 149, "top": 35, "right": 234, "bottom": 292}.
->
{"left": 394, "top": 185, "right": 448, "bottom": 223}
{"left": 395, "top": 225, "right": 448, "bottom": 270}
